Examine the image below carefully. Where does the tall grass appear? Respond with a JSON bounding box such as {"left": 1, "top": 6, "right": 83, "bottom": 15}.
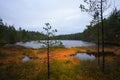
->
{"left": 0, "top": 46, "right": 120, "bottom": 80}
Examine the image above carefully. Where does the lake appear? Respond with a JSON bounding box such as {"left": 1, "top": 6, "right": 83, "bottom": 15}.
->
{"left": 14, "top": 40, "right": 96, "bottom": 48}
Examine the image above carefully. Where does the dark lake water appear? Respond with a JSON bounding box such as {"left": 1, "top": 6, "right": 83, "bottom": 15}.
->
{"left": 14, "top": 40, "right": 96, "bottom": 48}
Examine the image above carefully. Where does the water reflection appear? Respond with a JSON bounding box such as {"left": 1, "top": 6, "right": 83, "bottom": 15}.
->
{"left": 70, "top": 53, "right": 96, "bottom": 60}
{"left": 61, "top": 40, "right": 96, "bottom": 48}
{"left": 70, "top": 52, "right": 115, "bottom": 60}
{"left": 22, "top": 55, "right": 31, "bottom": 62}
{"left": 15, "top": 40, "right": 96, "bottom": 48}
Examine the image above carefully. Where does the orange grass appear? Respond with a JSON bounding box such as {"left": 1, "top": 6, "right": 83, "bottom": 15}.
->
{"left": 0, "top": 45, "right": 119, "bottom": 64}
{"left": 0, "top": 45, "right": 120, "bottom": 80}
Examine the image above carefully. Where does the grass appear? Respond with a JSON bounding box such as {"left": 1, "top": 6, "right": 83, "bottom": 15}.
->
{"left": 0, "top": 45, "right": 120, "bottom": 80}
{"left": 49, "top": 56, "right": 120, "bottom": 80}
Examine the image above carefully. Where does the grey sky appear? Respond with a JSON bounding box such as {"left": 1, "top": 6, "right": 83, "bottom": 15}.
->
{"left": 0, "top": 0, "right": 120, "bottom": 35}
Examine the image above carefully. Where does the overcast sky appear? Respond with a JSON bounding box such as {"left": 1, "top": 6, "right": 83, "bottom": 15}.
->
{"left": 0, "top": 0, "right": 120, "bottom": 35}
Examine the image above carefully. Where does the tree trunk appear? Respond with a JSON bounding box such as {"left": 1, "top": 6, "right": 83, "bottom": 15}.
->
{"left": 101, "top": 0, "right": 105, "bottom": 72}
{"left": 97, "top": 17, "right": 100, "bottom": 66}
{"left": 47, "top": 36, "right": 50, "bottom": 79}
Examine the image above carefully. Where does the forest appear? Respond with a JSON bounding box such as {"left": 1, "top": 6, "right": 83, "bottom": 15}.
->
{"left": 0, "top": 20, "right": 45, "bottom": 44}
{"left": 55, "top": 9, "right": 120, "bottom": 45}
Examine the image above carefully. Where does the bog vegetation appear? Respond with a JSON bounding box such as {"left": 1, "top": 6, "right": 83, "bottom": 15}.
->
{"left": 0, "top": 46, "right": 120, "bottom": 80}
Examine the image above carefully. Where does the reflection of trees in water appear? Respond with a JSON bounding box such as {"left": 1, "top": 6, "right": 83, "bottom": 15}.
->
{"left": 87, "top": 52, "right": 116, "bottom": 57}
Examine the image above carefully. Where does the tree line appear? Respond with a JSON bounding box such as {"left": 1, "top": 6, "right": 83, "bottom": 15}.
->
{"left": 0, "top": 9, "right": 120, "bottom": 45}
{"left": 0, "top": 19, "right": 45, "bottom": 44}
{"left": 55, "top": 9, "right": 120, "bottom": 45}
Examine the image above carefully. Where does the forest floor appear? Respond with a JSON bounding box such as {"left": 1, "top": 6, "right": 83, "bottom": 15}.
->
{"left": 0, "top": 45, "right": 120, "bottom": 80}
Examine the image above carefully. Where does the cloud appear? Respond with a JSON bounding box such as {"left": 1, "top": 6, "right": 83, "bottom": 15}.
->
{"left": 0, "top": 0, "right": 91, "bottom": 35}
{"left": 65, "top": 14, "right": 81, "bottom": 21}
{"left": 0, "top": 0, "right": 119, "bottom": 35}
